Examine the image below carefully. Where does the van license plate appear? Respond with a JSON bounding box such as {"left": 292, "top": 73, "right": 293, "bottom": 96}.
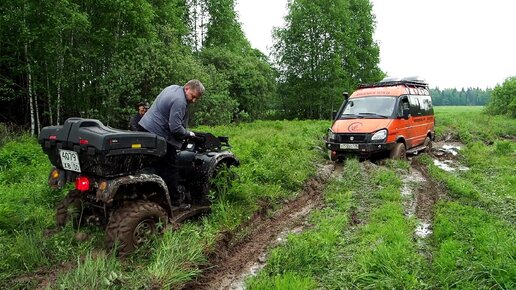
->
{"left": 59, "top": 149, "right": 81, "bottom": 173}
{"left": 340, "top": 143, "right": 359, "bottom": 150}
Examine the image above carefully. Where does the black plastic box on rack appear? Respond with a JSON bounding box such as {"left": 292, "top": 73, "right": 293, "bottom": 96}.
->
{"left": 38, "top": 118, "right": 167, "bottom": 177}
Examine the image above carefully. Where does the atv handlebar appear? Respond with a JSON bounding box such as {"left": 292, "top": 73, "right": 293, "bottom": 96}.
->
{"left": 183, "top": 132, "right": 231, "bottom": 152}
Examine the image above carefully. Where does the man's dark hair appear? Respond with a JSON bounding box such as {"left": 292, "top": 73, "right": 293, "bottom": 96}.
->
{"left": 136, "top": 101, "right": 149, "bottom": 109}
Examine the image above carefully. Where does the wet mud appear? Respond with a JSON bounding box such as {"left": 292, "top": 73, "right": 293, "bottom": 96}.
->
{"left": 183, "top": 163, "right": 335, "bottom": 290}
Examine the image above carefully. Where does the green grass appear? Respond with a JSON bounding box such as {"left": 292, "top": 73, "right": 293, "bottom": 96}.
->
{"left": 2, "top": 108, "right": 515, "bottom": 289}
{"left": 434, "top": 106, "right": 516, "bottom": 142}
{"left": 248, "top": 160, "right": 424, "bottom": 289}
{"left": 249, "top": 108, "right": 515, "bottom": 289}
{"left": 416, "top": 142, "right": 516, "bottom": 289}
{"left": 0, "top": 120, "right": 329, "bottom": 289}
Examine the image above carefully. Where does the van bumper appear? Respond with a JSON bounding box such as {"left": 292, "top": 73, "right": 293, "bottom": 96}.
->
{"left": 325, "top": 141, "right": 396, "bottom": 157}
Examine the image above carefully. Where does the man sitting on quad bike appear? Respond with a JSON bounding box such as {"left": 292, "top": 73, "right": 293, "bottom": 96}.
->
{"left": 39, "top": 79, "right": 239, "bottom": 255}
{"left": 139, "top": 79, "right": 205, "bottom": 208}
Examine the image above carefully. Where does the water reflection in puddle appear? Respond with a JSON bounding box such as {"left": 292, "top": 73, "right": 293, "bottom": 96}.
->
{"left": 415, "top": 222, "right": 432, "bottom": 238}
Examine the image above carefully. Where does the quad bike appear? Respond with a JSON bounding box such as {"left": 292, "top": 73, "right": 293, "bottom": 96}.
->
{"left": 38, "top": 118, "right": 239, "bottom": 254}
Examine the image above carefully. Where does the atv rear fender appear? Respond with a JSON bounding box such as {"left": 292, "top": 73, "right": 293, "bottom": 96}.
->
{"left": 96, "top": 173, "right": 174, "bottom": 216}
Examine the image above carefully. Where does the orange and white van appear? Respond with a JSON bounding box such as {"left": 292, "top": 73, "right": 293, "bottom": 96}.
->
{"left": 326, "top": 77, "right": 435, "bottom": 160}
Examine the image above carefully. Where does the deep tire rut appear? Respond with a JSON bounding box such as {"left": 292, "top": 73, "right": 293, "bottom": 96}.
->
{"left": 183, "top": 162, "right": 335, "bottom": 290}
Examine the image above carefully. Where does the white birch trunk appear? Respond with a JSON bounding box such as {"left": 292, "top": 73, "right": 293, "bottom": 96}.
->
{"left": 25, "top": 43, "right": 35, "bottom": 136}
{"left": 46, "top": 63, "right": 54, "bottom": 125}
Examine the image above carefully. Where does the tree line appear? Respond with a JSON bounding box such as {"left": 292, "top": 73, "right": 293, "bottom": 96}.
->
{"left": 1, "top": 1, "right": 509, "bottom": 136}
{"left": 0, "top": 0, "right": 384, "bottom": 134}
{"left": 430, "top": 87, "right": 492, "bottom": 106}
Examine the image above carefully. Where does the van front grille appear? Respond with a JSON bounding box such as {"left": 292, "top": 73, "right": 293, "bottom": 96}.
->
{"left": 336, "top": 134, "right": 367, "bottom": 143}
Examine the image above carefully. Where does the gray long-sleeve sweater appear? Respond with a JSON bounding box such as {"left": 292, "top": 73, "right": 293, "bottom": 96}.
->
{"left": 139, "top": 85, "right": 191, "bottom": 149}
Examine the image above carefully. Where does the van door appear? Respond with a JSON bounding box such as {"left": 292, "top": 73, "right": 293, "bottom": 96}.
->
{"left": 408, "top": 95, "right": 427, "bottom": 148}
{"left": 391, "top": 96, "right": 413, "bottom": 147}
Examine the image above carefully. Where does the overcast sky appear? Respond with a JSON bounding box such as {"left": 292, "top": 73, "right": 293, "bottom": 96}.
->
{"left": 235, "top": 0, "right": 516, "bottom": 89}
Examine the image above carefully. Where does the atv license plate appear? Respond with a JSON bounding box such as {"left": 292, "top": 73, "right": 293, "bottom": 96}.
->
{"left": 59, "top": 149, "right": 81, "bottom": 172}
{"left": 340, "top": 143, "right": 359, "bottom": 150}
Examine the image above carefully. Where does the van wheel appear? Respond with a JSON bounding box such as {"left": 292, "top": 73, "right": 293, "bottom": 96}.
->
{"left": 390, "top": 143, "right": 406, "bottom": 160}
{"left": 105, "top": 201, "right": 167, "bottom": 255}
{"left": 423, "top": 137, "right": 433, "bottom": 153}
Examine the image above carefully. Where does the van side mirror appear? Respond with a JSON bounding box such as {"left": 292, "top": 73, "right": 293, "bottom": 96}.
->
{"left": 343, "top": 92, "right": 349, "bottom": 100}
{"left": 403, "top": 108, "right": 410, "bottom": 120}
{"left": 332, "top": 110, "right": 338, "bottom": 120}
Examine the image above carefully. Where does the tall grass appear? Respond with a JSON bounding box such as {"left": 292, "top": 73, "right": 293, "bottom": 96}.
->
{"left": 418, "top": 107, "right": 516, "bottom": 288}
{"left": 248, "top": 160, "right": 424, "bottom": 289}
{"left": 434, "top": 106, "right": 516, "bottom": 142}
{"left": 0, "top": 120, "right": 330, "bottom": 288}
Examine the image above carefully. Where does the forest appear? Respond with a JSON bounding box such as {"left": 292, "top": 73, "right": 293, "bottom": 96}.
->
{"left": 0, "top": 0, "right": 382, "bottom": 134}
{"left": 1, "top": 0, "right": 512, "bottom": 135}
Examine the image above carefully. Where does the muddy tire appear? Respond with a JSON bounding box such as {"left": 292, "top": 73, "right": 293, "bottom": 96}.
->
{"left": 423, "top": 136, "right": 433, "bottom": 153}
{"left": 105, "top": 201, "right": 167, "bottom": 255}
{"left": 56, "top": 190, "right": 82, "bottom": 227}
{"left": 390, "top": 143, "right": 406, "bottom": 160}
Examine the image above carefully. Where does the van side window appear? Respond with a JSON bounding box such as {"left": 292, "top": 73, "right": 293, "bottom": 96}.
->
{"left": 420, "top": 95, "right": 433, "bottom": 116}
{"left": 399, "top": 96, "right": 409, "bottom": 117}
{"left": 408, "top": 95, "right": 421, "bottom": 116}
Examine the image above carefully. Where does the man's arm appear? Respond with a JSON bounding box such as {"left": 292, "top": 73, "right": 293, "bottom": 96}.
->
{"left": 168, "top": 104, "right": 190, "bottom": 139}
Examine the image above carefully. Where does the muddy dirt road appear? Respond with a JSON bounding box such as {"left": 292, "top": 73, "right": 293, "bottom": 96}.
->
{"left": 183, "top": 163, "right": 335, "bottom": 290}
{"left": 184, "top": 142, "right": 463, "bottom": 289}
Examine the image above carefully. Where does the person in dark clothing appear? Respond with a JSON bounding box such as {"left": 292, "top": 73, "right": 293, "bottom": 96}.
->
{"left": 129, "top": 102, "right": 148, "bottom": 131}
{"left": 139, "top": 80, "right": 205, "bottom": 207}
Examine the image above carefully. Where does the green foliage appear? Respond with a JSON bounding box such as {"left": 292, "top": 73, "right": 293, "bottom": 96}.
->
{"left": 249, "top": 159, "right": 424, "bottom": 289}
{"left": 200, "top": 47, "right": 277, "bottom": 122}
{"left": 55, "top": 252, "right": 124, "bottom": 289}
{"left": 486, "top": 76, "right": 516, "bottom": 117}
{"left": 432, "top": 203, "right": 515, "bottom": 289}
{"left": 0, "top": 123, "right": 24, "bottom": 147}
{"left": 433, "top": 106, "right": 516, "bottom": 142}
{"left": 417, "top": 109, "right": 516, "bottom": 289}
{"left": 203, "top": 0, "right": 250, "bottom": 52}
{"left": 0, "top": 120, "right": 328, "bottom": 288}
{"left": 273, "top": 0, "right": 383, "bottom": 119}
{"left": 193, "top": 93, "right": 239, "bottom": 125}
{"left": 247, "top": 272, "right": 318, "bottom": 290}
{"left": 133, "top": 226, "right": 205, "bottom": 289}
{"left": 0, "top": 0, "right": 280, "bottom": 129}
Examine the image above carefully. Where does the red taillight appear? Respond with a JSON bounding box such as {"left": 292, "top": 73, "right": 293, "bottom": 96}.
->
{"left": 75, "top": 176, "right": 90, "bottom": 191}
{"left": 79, "top": 139, "right": 89, "bottom": 145}
{"left": 49, "top": 135, "right": 57, "bottom": 140}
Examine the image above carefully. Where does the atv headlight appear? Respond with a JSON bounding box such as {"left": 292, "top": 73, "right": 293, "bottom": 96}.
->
{"left": 328, "top": 130, "right": 336, "bottom": 141}
{"left": 371, "top": 129, "right": 387, "bottom": 142}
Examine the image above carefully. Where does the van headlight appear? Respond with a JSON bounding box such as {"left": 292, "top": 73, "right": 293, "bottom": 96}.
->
{"left": 371, "top": 129, "right": 387, "bottom": 142}
{"left": 328, "top": 130, "right": 336, "bottom": 141}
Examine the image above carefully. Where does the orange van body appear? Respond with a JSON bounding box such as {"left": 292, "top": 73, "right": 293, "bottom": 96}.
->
{"left": 326, "top": 79, "right": 434, "bottom": 160}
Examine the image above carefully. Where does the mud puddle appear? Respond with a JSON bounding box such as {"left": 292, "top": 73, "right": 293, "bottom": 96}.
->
{"left": 431, "top": 141, "right": 470, "bottom": 172}
{"left": 402, "top": 160, "right": 445, "bottom": 259}
{"left": 183, "top": 163, "right": 336, "bottom": 290}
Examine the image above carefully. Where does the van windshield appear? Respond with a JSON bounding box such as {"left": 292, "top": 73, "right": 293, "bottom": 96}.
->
{"left": 340, "top": 96, "right": 396, "bottom": 119}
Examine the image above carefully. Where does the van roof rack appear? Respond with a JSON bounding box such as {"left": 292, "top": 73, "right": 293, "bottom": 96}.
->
{"left": 358, "top": 79, "right": 429, "bottom": 89}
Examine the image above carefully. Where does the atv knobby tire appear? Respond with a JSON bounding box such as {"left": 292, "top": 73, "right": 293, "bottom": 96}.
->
{"left": 56, "top": 190, "right": 82, "bottom": 227}
{"left": 390, "top": 143, "right": 407, "bottom": 160}
{"left": 105, "top": 201, "right": 168, "bottom": 255}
